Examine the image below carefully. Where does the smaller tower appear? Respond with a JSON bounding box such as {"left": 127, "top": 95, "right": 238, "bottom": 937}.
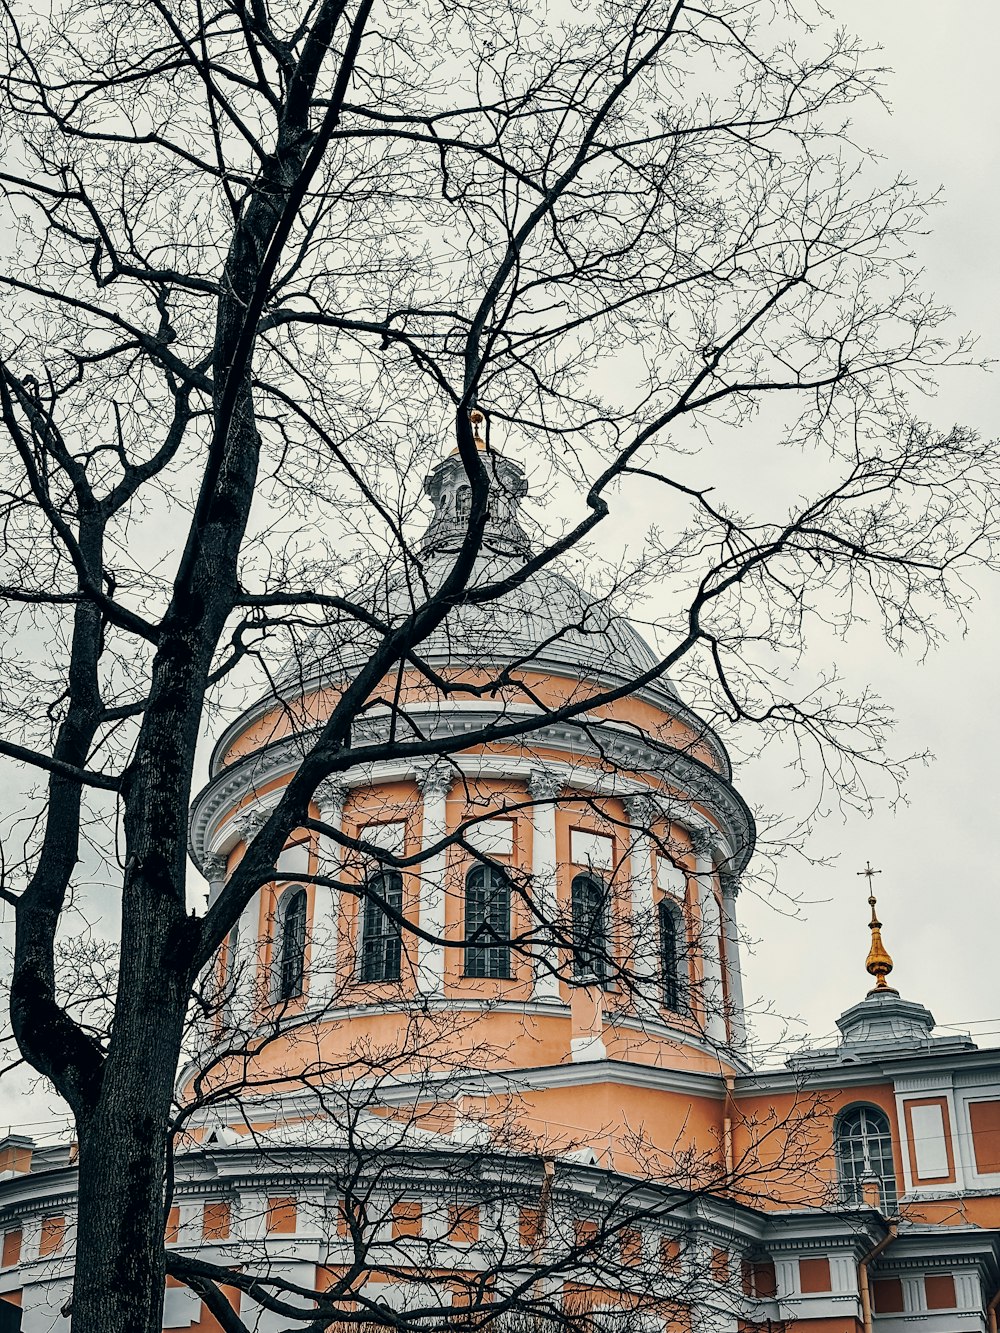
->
{"left": 420, "top": 409, "right": 531, "bottom": 557}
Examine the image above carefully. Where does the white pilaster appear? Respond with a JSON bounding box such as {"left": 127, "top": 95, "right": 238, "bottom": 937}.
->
{"left": 416, "top": 763, "right": 453, "bottom": 995}
{"left": 624, "top": 794, "right": 660, "bottom": 1019}
{"left": 528, "top": 768, "right": 563, "bottom": 1004}
{"left": 719, "top": 871, "right": 747, "bottom": 1050}
{"left": 231, "top": 809, "right": 269, "bottom": 1016}
{"left": 691, "top": 831, "right": 727, "bottom": 1044}
{"left": 309, "top": 779, "right": 348, "bottom": 1006}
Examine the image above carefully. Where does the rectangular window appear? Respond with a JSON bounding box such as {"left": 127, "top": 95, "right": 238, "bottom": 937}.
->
{"left": 391, "top": 1201, "right": 422, "bottom": 1239}
{"left": 799, "top": 1257, "right": 831, "bottom": 1293}
{"left": 620, "top": 1228, "right": 643, "bottom": 1266}
{"left": 360, "top": 871, "right": 404, "bottom": 982}
{"left": 660, "top": 1236, "right": 681, "bottom": 1273}
{"left": 266, "top": 1197, "right": 297, "bottom": 1234}
{"left": 39, "top": 1216, "right": 65, "bottom": 1258}
{"left": 925, "top": 1274, "right": 957, "bottom": 1310}
{"left": 464, "top": 867, "right": 512, "bottom": 979}
{"left": 519, "top": 1208, "right": 541, "bottom": 1248}
{"left": 570, "top": 829, "right": 614, "bottom": 869}
{"left": 751, "top": 1261, "right": 777, "bottom": 1298}
{"left": 447, "top": 1205, "right": 479, "bottom": 1244}
{"left": 872, "top": 1278, "right": 904, "bottom": 1314}
{"left": 203, "top": 1201, "right": 231, "bottom": 1241}
{"left": 1, "top": 1230, "right": 20, "bottom": 1268}
{"left": 711, "top": 1248, "right": 729, "bottom": 1283}
{"left": 969, "top": 1100, "right": 1000, "bottom": 1175}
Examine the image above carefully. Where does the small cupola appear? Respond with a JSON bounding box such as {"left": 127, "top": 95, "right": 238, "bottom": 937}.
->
{"left": 420, "top": 410, "right": 531, "bottom": 557}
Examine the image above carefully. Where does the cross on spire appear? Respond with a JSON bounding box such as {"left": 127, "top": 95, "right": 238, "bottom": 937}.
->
{"left": 857, "top": 860, "right": 895, "bottom": 994}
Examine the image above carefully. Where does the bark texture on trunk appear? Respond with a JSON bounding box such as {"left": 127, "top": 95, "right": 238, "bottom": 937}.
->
{"left": 71, "top": 984, "right": 189, "bottom": 1333}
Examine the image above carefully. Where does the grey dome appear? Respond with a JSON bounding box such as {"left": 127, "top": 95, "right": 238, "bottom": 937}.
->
{"left": 383, "top": 550, "right": 662, "bottom": 683}
{"left": 277, "top": 548, "right": 665, "bottom": 694}
{"left": 277, "top": 444, "right": 670, "bottom": 695}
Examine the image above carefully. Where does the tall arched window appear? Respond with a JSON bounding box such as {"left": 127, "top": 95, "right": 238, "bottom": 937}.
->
{"left": 659, "top": 901, "right": 684, "bottom": 1012}
{"left": 836, "top": 1106, "right": 898, "bottom": 1211}
{"left": 455, "top": 485, "right": 472, "bottom": 522}
{"left": 571, "top": 873, "right": 609, "bottom": 982}
{"left": 464, "top": 865, "right": 512, "bottom": 979}
{"left": 275, "top": 888, "right": 307, "bottom": 1001}
{"left": 361, "top": 870, "right": 404, "bottom": 982}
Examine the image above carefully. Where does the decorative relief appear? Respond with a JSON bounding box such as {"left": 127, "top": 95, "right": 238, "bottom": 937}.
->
{"left": 688, "top": 828, "right": 715, "bottom": 859}
{"left": 719, "top": 870, "right": 741, "bottom": 899}
{"left": 623, "top": 793, "right": 655, "bottom": 828}
{"left": 416, "top": 761, "right": 455, "bottom": 798}
{"left": 235, "top": 808, "right": 269, "bottom": 844}
{"left": 314, "top": 778, "right": 348, "bottom": 820}
{"left": 202, "top": 854, "right": 229, "bottom": 884}
{"left": 191, "top": 716, "right": 753, "bottom": 878}
{"left": 527, "top": 768, "right": 562, "bottom": 802}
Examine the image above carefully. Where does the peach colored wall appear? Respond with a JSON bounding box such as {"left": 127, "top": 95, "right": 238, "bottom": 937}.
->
{"left": 731, "top": 1082, "right": 903, "bottom": 1212}
{"left": 217, "top": 669, "right": 721, "bottom": 774}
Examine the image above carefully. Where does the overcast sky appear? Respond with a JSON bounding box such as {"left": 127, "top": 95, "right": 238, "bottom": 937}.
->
{"left": 727, "top": 1, "right": 1000, "bottom": 1056}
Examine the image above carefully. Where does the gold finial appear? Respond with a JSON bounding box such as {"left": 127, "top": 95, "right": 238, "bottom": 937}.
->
{"left": 469, "top": 408, "right": 488, "bottom": 452}
{"left": 858, "top": 862, "right": 895, "bottom": 993}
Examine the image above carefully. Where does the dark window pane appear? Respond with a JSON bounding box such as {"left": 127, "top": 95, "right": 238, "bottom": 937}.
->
{"left": 464, "top": 865, "right": 512, "bottom": 979}
{"left": 361, "top": 871, "right": 404, "bottom": 982}
{"left": 836, "top": 1106, "right": 898, "bottom": 1211}
{"left": 277, "top": 889, "right": 307, "bottom": 1000}
{"left": 659, "top": 902, "right": 683, "bottom": 1012}
{"left": 571, "top": 873, "right": 609, "bottom": 981}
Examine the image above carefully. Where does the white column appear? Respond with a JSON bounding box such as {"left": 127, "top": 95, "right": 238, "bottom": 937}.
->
{"left": 201, "top": 852, "right": 231, "bottom": 1015}
{"left": 309, "top": 779, "right": 348, "bottom": 1007}
{"left": 203, "top": 853, "right": 229, "bottom": 907}
{"left": 231, "top": 809, "right": 269, "bottom": 1017}
{"left": 719, "top": 871, "right": 747, "bottom": 1051}
{"left": 691, "top": 830, "right": 727, "bottom": 1044}
{"left": 528, "top": 768, "right": 562, "bottom": 1004}
{"left": 623, "top": 794, "right": 659, "bottom": 1018}
{"left": 416, "top": 763, "right": 453, "bottom": 996}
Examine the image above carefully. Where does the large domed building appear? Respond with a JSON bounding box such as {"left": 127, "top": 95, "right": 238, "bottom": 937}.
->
{"left": 0, "top": 434, "right": 999, "bottom": 1333}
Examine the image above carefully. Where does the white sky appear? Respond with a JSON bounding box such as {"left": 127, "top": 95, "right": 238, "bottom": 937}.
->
{"left": 729, "top": 1, "right": 1000, "bottom": 1055}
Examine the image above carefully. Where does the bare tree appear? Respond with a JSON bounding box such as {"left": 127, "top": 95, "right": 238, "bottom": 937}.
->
{"left": 0, "top": 0, "right": 995, "bottom": 1328}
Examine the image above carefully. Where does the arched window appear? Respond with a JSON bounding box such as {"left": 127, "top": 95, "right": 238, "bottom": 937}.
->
{"left": 659, "top": 900, "right": 684, "bottom": 1012}
{"left": 836, "top": 1106, "right": 898, "bottom": 1211}
{"left": 360, "top": 870, "right": 404, "bottom": 982}
{"left": 275, "top": 888, "right": 307, "bottom": 1001}
{"left": 570, "top": 873, "right": 609, "bottom": 982}
{"left": 455, "top": 485, "right": 472, "bottom": 522}
{"left": 464, "top": 865, "right": 512, "bottom": 979}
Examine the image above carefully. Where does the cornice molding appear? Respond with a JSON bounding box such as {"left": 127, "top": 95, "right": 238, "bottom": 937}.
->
{"left": 188, "top": 709, "right": 754, "bottom": 875}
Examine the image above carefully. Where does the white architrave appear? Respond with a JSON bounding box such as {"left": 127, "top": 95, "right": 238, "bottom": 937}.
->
{"left": 309, "top": 780, "right": 348, "bottom": 1007}
{"left": 416, "top": 763, "right": 453, "bottom": 995}
{"left": 719, "top": 871, "right": 747, "bottom": 1051}
{"left": 691, "top": 831, "right": 727, "bottom": 1044}
{"left": 528, "top": 768, "right": 562, "bottom": 1004}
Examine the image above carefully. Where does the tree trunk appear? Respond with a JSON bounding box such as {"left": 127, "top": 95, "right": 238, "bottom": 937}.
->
{"left": 70, "top": 981, "right": 189, "bottom": 1333}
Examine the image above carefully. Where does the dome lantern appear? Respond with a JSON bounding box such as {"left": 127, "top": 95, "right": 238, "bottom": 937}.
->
{"left": 420, "top": 410, "right": 531, "bottom": 558}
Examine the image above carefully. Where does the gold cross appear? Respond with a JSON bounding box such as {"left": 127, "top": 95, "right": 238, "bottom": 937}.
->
{"left": 857, "top": 861, "right": 881, "bottom": 884}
